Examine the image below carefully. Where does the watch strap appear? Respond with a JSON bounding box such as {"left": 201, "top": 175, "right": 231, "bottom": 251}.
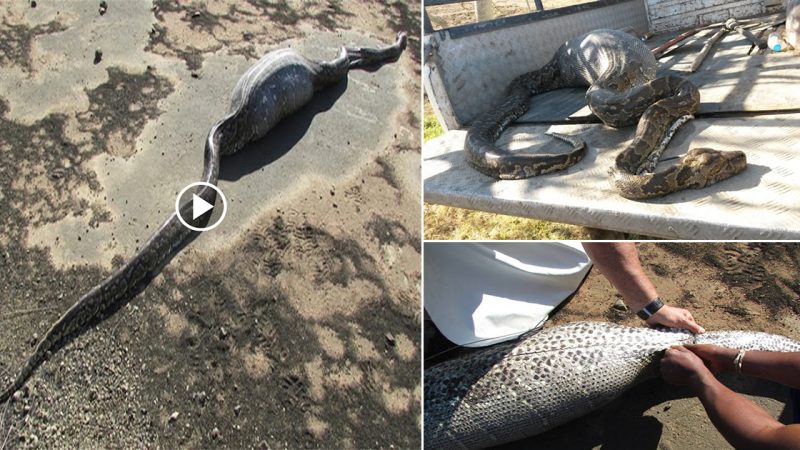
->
{"left": 636, "top": 297, "right": 665, "bottom": 320}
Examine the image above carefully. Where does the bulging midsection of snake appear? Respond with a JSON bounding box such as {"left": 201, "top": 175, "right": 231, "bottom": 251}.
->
{"left": 424, "top": 321, "right": 800, "bottom": 449}
{"left": 0, "top": 34, "right": 406, "bottom": 405}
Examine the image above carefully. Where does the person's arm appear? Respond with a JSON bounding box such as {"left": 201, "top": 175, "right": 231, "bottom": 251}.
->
{"left": 582, "top": 242, "right": 704, "bottom": 333}
{"left": 661, "top": 346, "right": 800, "bottom": 450}
{"left": 685, "top": 344, "right": 800, "bottom": 389}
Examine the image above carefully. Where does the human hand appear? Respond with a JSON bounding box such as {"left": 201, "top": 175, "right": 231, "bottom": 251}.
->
{"left": 646, "top": 305, "right": 705, "bottom": 334}
{"left": 683, "top": 344, "right": 738, "bottom": 374}
{"left": 660, "top": 345, "right": 712, "bottom": 386}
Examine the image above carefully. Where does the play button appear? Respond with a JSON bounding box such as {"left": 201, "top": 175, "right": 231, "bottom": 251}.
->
{"left": 192, "top": 194, "right": 214, "bottom": 220}
{"left": 175, "top": 181, "right": 227, "bottom": 231}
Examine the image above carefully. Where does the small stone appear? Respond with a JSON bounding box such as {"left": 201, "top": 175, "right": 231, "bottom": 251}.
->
{"left": 191, "top": 11, "right": 201, "bottom": 18}
{"left": 210, "top": 427, "right": 220, "bottom": 439}
{"left": 168, "top": 411, "right": 179, "bottom": 423}
{"left": 30, "top": 1, "right": 36, "bottom": 7}
{"left": 191, "top": 391, "right": 207, "bottom": 406}
{"left": 219, "top": 327, "right": 228, "bottom": 339}
{"left": 234, "top": 405, "right": 241, "bottom": 417}
{"left": 243, "top": 31, "right": 254, "bottom": 41}
{"left": 259, "top": 440, "right": 269, "bottom": 449}
{"left": 50, "top": 168, "right": 65, "bottom": 179}
{"left": 93, "top": 49, "right": 103, "bottom": 64}
{"left": 612, "top": 298, "right": 628, "bottom": 312}
{"left": 190, "top": 72, "right": 200, "bottom": 79}
{"left": 99, "top": 0, "right": 107, "bottom": 15}
{"left": 385, "top": 332, "right": 396, "bottom": 347}
{"left": 12, "top": 391, "right": 22, "bottom": 402}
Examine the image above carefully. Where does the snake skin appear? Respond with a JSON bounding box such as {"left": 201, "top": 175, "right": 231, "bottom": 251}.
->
{"left": 464, "top": 29, "right": 747, "bottom": 199}
{"left": 424, "top": 321, "right": 800, "bottom": 449}
{"left": 0, "top": 33, "right": 407, "bottom": 404}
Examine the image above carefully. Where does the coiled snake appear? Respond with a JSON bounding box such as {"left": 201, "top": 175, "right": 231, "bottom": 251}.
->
{"left": 464, "top": 29, "right": 746, "bottom": 199}
{"left": 0, "top": 32, "right": 407, "bottom": 404}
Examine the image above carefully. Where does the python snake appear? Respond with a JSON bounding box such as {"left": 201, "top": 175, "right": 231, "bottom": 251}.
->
{"left": 425, "top": 321, "right": 800, "bottom": 449}
{"left": 464, "top": 29, "right": 747, "bottom": 199}
{"left": 0, "top": 32, "right": 406, "bottom": 404}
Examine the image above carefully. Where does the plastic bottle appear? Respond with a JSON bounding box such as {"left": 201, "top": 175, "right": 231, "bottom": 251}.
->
{"left": 768, "top": 30, "right": 785, "bottom": 52}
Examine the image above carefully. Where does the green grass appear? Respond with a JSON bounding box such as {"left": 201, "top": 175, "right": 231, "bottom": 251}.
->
{"left": 424, "top": 204, "right": 590, "bottom": 240}
{"left": 424, "top": 112, "right": 444, "bottom": 142}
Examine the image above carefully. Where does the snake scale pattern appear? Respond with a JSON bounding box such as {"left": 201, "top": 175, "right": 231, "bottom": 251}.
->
{"left": 425, "top": 321, "right": 800, "bottom": 449}
{"left": 464, "top": 29, "right": 747, "bottom": 199}
{"left": 0, "top": 32, "right": 406, "bottom": 404}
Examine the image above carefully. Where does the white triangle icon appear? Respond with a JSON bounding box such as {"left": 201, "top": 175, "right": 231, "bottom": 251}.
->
{"left": 192, "top": 194, "right": 214, "bottom": 220}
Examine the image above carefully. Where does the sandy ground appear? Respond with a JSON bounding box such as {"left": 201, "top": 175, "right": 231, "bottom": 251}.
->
{"left": 425, "top": 243, "right": 800, "bottom": 449}
{"left": 0, "top": 1, "right": 420, "bottom": 448}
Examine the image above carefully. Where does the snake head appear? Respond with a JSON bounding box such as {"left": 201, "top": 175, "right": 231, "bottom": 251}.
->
{"left": 684, "top": 148, "right": 747, "bottom": 186}
{"left": 346, "top": 32, "right": 407, "bottom": 71}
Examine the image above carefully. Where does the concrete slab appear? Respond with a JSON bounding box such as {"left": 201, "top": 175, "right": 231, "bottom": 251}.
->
{"left": 27, "top": 30, "right": 403, "bottom": 269}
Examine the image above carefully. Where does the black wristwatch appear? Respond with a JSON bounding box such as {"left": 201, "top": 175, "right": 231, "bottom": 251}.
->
{"left": 636, "top": 297, "right": 665, "bottom": 320}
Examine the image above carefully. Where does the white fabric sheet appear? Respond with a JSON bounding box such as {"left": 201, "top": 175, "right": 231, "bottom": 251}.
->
{"left": 424, "top": 242, "right": 592, "bottom": 347}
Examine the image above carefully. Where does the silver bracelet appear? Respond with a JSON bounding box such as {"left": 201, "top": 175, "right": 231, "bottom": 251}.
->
{"left": 733, "top": 349, "right": 746, "bottom": 375}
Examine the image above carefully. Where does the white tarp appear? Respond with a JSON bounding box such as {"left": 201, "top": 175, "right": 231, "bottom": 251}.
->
{"left": 424, "top": 241, "right": 592, "bottom": 347}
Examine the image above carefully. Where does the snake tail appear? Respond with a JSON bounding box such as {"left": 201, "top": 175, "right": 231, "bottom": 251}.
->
{"left": 464, "top": 59, "right": 587, "bottom": 180}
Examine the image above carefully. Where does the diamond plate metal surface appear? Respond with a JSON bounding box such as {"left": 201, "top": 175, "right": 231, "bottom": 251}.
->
{"left": 425, "top": 1, "right": 649, "bottom": 129}
{"left": 423, "top": 110, "right": 800, "bottom": 239}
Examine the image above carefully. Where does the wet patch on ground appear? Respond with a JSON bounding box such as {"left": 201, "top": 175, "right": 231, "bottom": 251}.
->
{"left": 366, "top": 215, "right": 421, "bottom": 253}
{"left": 146, "top": 0, "right": 358, "bottom": 70}
{"left": 78, "top": 67, "right": 174, "bottom": 158}
{"left": 0, "top": 18, "right": 66, "bottom": 73}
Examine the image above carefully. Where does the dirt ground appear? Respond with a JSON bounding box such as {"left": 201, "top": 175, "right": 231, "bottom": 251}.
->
{"left": 425, "top": 243, "right": 800, "bottom": 449}
{"left": 0, "top": 1, "right": 420, "bottom": 449}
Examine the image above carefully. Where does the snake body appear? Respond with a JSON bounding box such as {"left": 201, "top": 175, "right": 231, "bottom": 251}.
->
{"left": 464, "top": 29, "right": 746, "bottom": 199}
{"left": 0, "top": 33, "right": 406, "bottom": 404}
{"left": 424, "top": 321, "right": 800, "bottom": 449}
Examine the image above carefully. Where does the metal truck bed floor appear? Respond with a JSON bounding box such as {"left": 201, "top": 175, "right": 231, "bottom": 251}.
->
{"left": 423, "top": 30, "right": 800, "bottom": 239}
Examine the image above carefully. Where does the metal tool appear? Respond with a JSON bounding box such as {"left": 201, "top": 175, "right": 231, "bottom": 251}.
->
{"left": 725, "top": 17, "right": 768, "bottom": 49}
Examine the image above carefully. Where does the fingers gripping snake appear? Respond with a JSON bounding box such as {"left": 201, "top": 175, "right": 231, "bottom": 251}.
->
{"left": 464, "top": 29, "right": 746, "bottom": 199}
{"left": 0, "top": 33, "right": 407, "bottom": 404}
{"left": 425, "top": 321, "right": 800, "bottom": 449}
